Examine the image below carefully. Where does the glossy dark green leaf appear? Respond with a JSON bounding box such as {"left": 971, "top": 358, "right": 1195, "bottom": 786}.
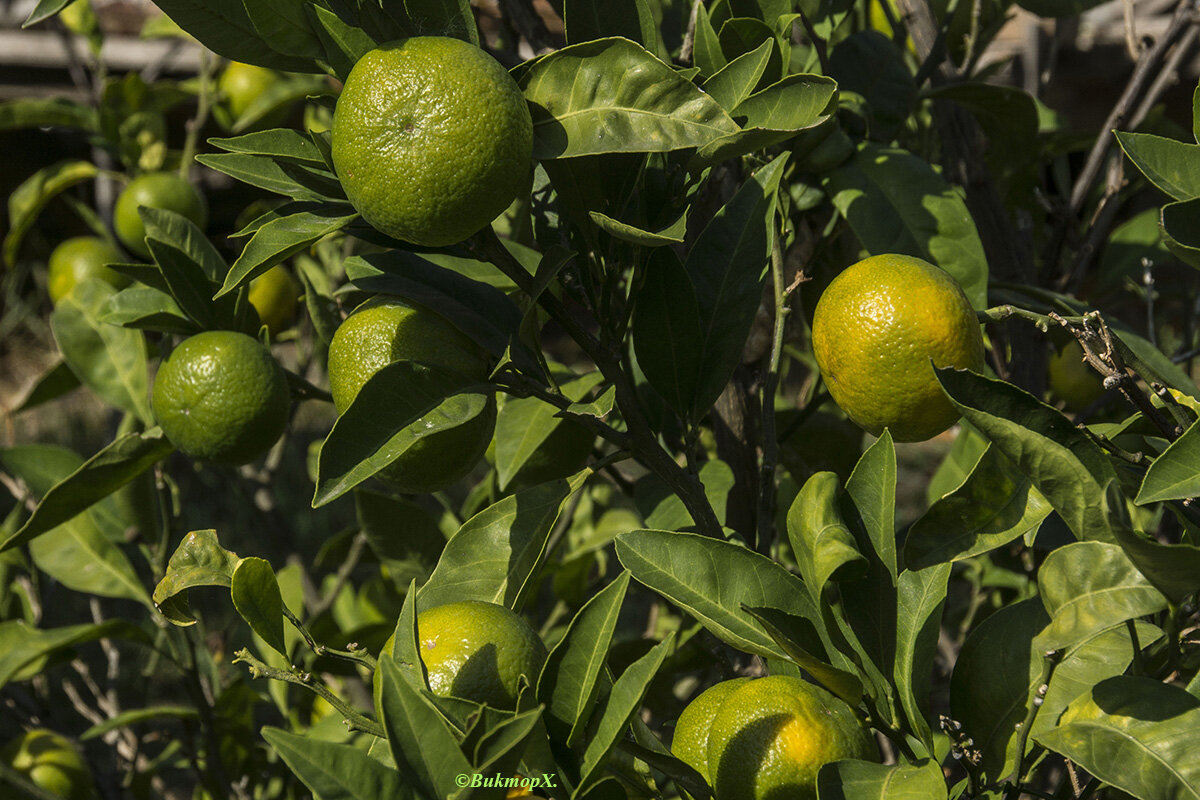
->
{"left": 29, "top": 510, "right": 152, "bottom": 608}
{"left": 1116, "top": 131, "right": 1200, "bottom": 201}
{"left": 495, "top": 372, "right": 602, "bottom": 491}
{"left": 0, "top": 97, "right": 95, "bottom": 131}
{"left": 787, "top": 472, "right": 868, "bottom": 600}
{"left": 846, "top": 432, "right": 897, "bottom": 578}
{"left": 313, "top": 362, "right": 492, "bottom": 506}
{"left": 743, "top": 605, "right": 864, "bottom": 704}
{"left": 700, "top": 39, "right": 773, "bottom": 111}
{"left": 101, "top": 286, "right": 199, "bottom": 334}
{"left": 461, "top": 708, "right": 545, "bottom": 796}
{"left": 519, "top": 37, "right": 740, "bottom": 159}
{"left": 346, "top": 249, "right": 526, "bottom": 363}
{"left": 307, "top": 5, "right": 377, "bottom": 82}
{"left": 824, "top": 144, "right": 988, "bottom": 309}
{"left": 576, "top": 633, "right": 676, "bottom": 797}
{"left": 4, "top": 159, "right": 98, "bottom": 266}
{"left": 220, "top": 204, "right": 356, "bottom": 297}
{"left": 404, "top": 0, "right": 478, "bottom": 45}
{"left": 262, "top": 726, "right": 417, "bottom": 800}
{"left": 378, "top": 656, "right": 472, "bottom": 799}
{"left": 419, "top": 472, "right": 586, "bottom": 610}
{"left": 587, "top": 210, "right": 685, "bottom": 246}
{"left": 1035, "top": 542, "right": 1167, "bottom": 652}
{"left": 829, "top": 30, "right": 914, "bottom": 140}
{"left": 0, "top": 429, "right": 172, "bottom": 553}
{"left": 691, "top": 1, "right": 727, "bottom": 76}
{"left": 1034, "top": 676, "right": 1200, "bottom": 800}
{"left": 906, "top": 443, "right": 1053, "bottom": 569}
{"left": 1136, "top": 417, "right": 1200, "bottom": 503}
{"left": 22, "top": 0, "right": 72, "bottom": 27}
{"left": 356, "top": 491, "right": 445, "bottom": 587}
{"left": 936, "top": 368, "right": 1123, "bottom": 542}
{"left": 949, "top": 598, "right": 1049, "bottom": 782}
{"left": 50, "top": 281, "right": 151, "bottom": 424}
{"left": 142, "top": 207, "right": 241, "bottom": 330}
{"left": 894, "top": 564, "right": 951, "bottom": 748}
{"left": 151, "top": 529, "right": 241, "bottom": 626}
{"left": 635, "top": 459, "right": 734, "bottom": 532}
{"left": 630, "top": 248, "right": 705, "bottom": 417}
{"left": 614, "top": 530, "right": 824, "bottom": 659}
{"left": 145, "top": 0, "right": 317, "bottom": 72}
{"left": 209, "top": 128, "right": 326, "bottom": 164}
{"left": 666, "top": 153, "right": 788, "bottom": 419}
{"left": 6, "top": 360, "right": 80, "bottom": 414}
{"left": 0, "top": 619, "right": 146, "bottom": 690}
{"left": 195, "top": 153, "right": 333, "bottom": 201}
{"left": 538, "top": 571, "right": 630, "bottom": 745}
{"left": 926, "top": 83, "right": 1039, "bottom": 164}
{"left": 816, "top": 758, "right": 948, "bottom": 800}
{"left": 80, "top": 705, "right": 200, "bottom": 740}
{"left": 230, "top": 557, "right": 287, "bottom": 657}
{"left": 1160, "top": 197, "right": 1200, "bottom": 270}
{"left": 1110, "top": 526, "right": 1200, "bottom": 605}
{"left": 564, "top": 0, "right": 656, "bottom": 49}
{"left": 243, "top": 0, "right": 324, "bottom": 62}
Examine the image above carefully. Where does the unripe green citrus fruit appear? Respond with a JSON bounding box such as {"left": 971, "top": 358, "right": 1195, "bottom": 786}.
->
{"left": 811, "top": 254, "right": 985, "bottom": 442}
{"left": 0, "top": 729, "right": 95, "bottom": 800}
{"left": 47, "top": 236, "right": 126, "bottom": 302}
{"left": 248, "top": 265, "right": 302, "bottom": 336}
{"left": 326, "top": 296, "right": 495, "bottom": 493}
{"left": 417, "top": 600, "right": 547, "bottom": 708}
{"left": 113, "top": 172, "right": 208, "bottom": 258}
{"left": 218, "top": 61, "right": 282, "bottom": 124}
{"left": 331, "top": 36, "right": 533, "bottom": 247}
{"left": 672, "top": 678, "right": 751, "bottom": 783}
{"left": 1048, "top": 340, "right": 1105, "bottom": 411}
{"left": 151, "top": 330, "right": 290, "bottom": 465}
{"left": 706, "top": 675, "right": 877, "bottom": 800}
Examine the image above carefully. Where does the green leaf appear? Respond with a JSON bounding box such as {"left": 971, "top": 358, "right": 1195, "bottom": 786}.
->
{"left": 209, "top": 128, "right": 326, "bottom": 164}
{"left": 828, "top": 30, "right": 914, "bottom": 140}
{"left": 1033, "top": 676, "right": 1200, "bottom": 800}
{"left": 101, "top": 286, "right": 199, "bottom": 335}
{"left": 564, "top": 0, "right": 657, "bottom": 49}
{"left": 0, "top": 429, "right": 172, "bottom": 553}
{"left": 151, "top": 530, "right": 241, "bottom": 626}
{"left": 905, "top": 443, "right": 1053, "bottom": 569}
{"left": 1160, "top": 197, "right": 1200, "bottom": 271}
{"left": 404, "top": 0, "right": 478, "bottom": 45}
{"left": 1034, "top": 541, "right": 1168, "bottom": 653}
{"left": 29, "top": 512, "right": 152, "bottom": 608}
{"left": 0, "top": 97, "right": 95, "bottom": 132}
{"left": 495, "top": 372, "right": 602, "bottom": 491}
{"left": 6, "top": 360, "right": 81, "bottom": 414}
{"left": 419, "top": 472, "right": 586, "bottom": 610}
{"left": 538, "top": 571, "right": 631, "bottom": 745}
{"left": 1109, "top": 526, "right": 1200, "bottom": 605}
{"left": 636, "top": 459, "right": 735, "bottom": 531}
{"left": 1015, "top": 0, "right": 1108, "bottom": 17}
{"left": 936, "top": 368, "right": 1123, "bottom": 542}
{"left": 787, "top": 472, "right": 869, "bottom": 601}
{"left": 700, "top": 39, "right": 773, "bottom": 111}
{"left": 518, "top": 37, "right": 740, "bottom": 160}
{"left": 742, "top": 605, "right": 864, "bottom": 705}
{"left": 0, "top": 619, "right": 146, "bottom": 690}
{"left": 4, "top": 159, "right": 98, "bottom": 266}
{"left": 144, "top": 0, "right": 317, "bottom": 72}
{"left": 377, "top": 657, "right": 472, "bottom": 799}
{"left": 1136, "top": 417, "right": 1200, "bottom": 503}
{"left": 816, "top": 758, "right": 949, "bottom": 800}
{"left": 824, "top": 144, "right": 988, "bottom": 309}
{"left": 356, "top": 491, "right": 445, "bottom": 587}
{"left": 846, "top": 432, "right": 897, "bottom": 579}
{"left": 219, "top": 204, "right": 357, "bottom": 297}
{"left": 587, "top": 210, "right": 685, "bottom": 246}
{"left": 313, "top": 362, "right": 492, "bottom": 506}
{"left": 950, "top": 598, "right": 1050, "bottom": 782}
{"left": 262, "top": 726, "right": 417, "bottom": 800}
{"left": 925, "top": 83, "right": 1039, "bottom": 165}
{"left": 230, "top": 557, "right": 287, "bottom": 657}
{"left": 633, "top": 153, "right": 787, "bottom": 420}
{"left": 614, "top": 530, "right": 826, "bottom": 659}
{"left": 243, "top": 0, "right": 325, "bottom": 63}
{"left": 142, "top": 207, "right": 243, "bottom": 331}
{"left": 691, "top": 1, "right": 726, "bottom": 77}
{"left": 195, "top": 152, "right": 340, "bottom": 202}
{"left": 49, "top": 280, "right": 152, "bottom": 424}
{"left": 307, "top": 5, "right": 376, "bottom": 82}
{"left": 1116, "top": 130, "right": 1200, "bottom": 201}
{"left": 894, "top": 564, "right": 951, "bottom": 749}
{"left": 80, "top": 705, "right": 200, "bottom": 740}
{"left": 576, "top": 633, "right": 676, "bottom": 797}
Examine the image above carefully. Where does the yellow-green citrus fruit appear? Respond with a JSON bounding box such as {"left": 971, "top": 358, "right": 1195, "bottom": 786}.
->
{"left": 326, "top": 296, "right": 495, "bottom": 492}
{"left": 811, "top": 254, "right": 984, "bottom": 442}
{"left": 417, "top": 600, "right": 547, "bottom": 708}
{"left": 248, "top": 265, "right": 302, "bottom": 336}
{"left": 113, "top": 172, "right": 208, "bottom": 258}
{"left": 0, "top": 729, "right": 95, "bottom": 800}
{"left": 706, "top": 675, "right": 877, "bottom": 800}
{"left": 1048, "top": 340, "right": 1105, "bottom": 411}
{"left": 151, "top": 330, "right": 290, "bottom": 465}
{"left": 672, "top": 678, "right": 751, "bottom": 783}
{"left": 218, "top": 61, "right": 281, "bottom": 122}
{"left": 47, "top": 236, "right": 126, "bottom": 303}
{"left": 331, "top": 36, "right": 533, "bottom": 247}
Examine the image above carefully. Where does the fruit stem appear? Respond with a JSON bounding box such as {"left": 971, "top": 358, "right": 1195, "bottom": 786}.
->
{"left": 1004, "top": 648, "right": 1062, "bottom": 798}
{"left": 180, "top": 50, "right": 218, "bottom": 179}
{"left": 282, "top": 605, "right": 378, "bottom": 671}
{"left": 470, "top": 228, "right": 724, "bottom": 538}
{"left": 233, "top": 648, "right": 385, "bottom": 737}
